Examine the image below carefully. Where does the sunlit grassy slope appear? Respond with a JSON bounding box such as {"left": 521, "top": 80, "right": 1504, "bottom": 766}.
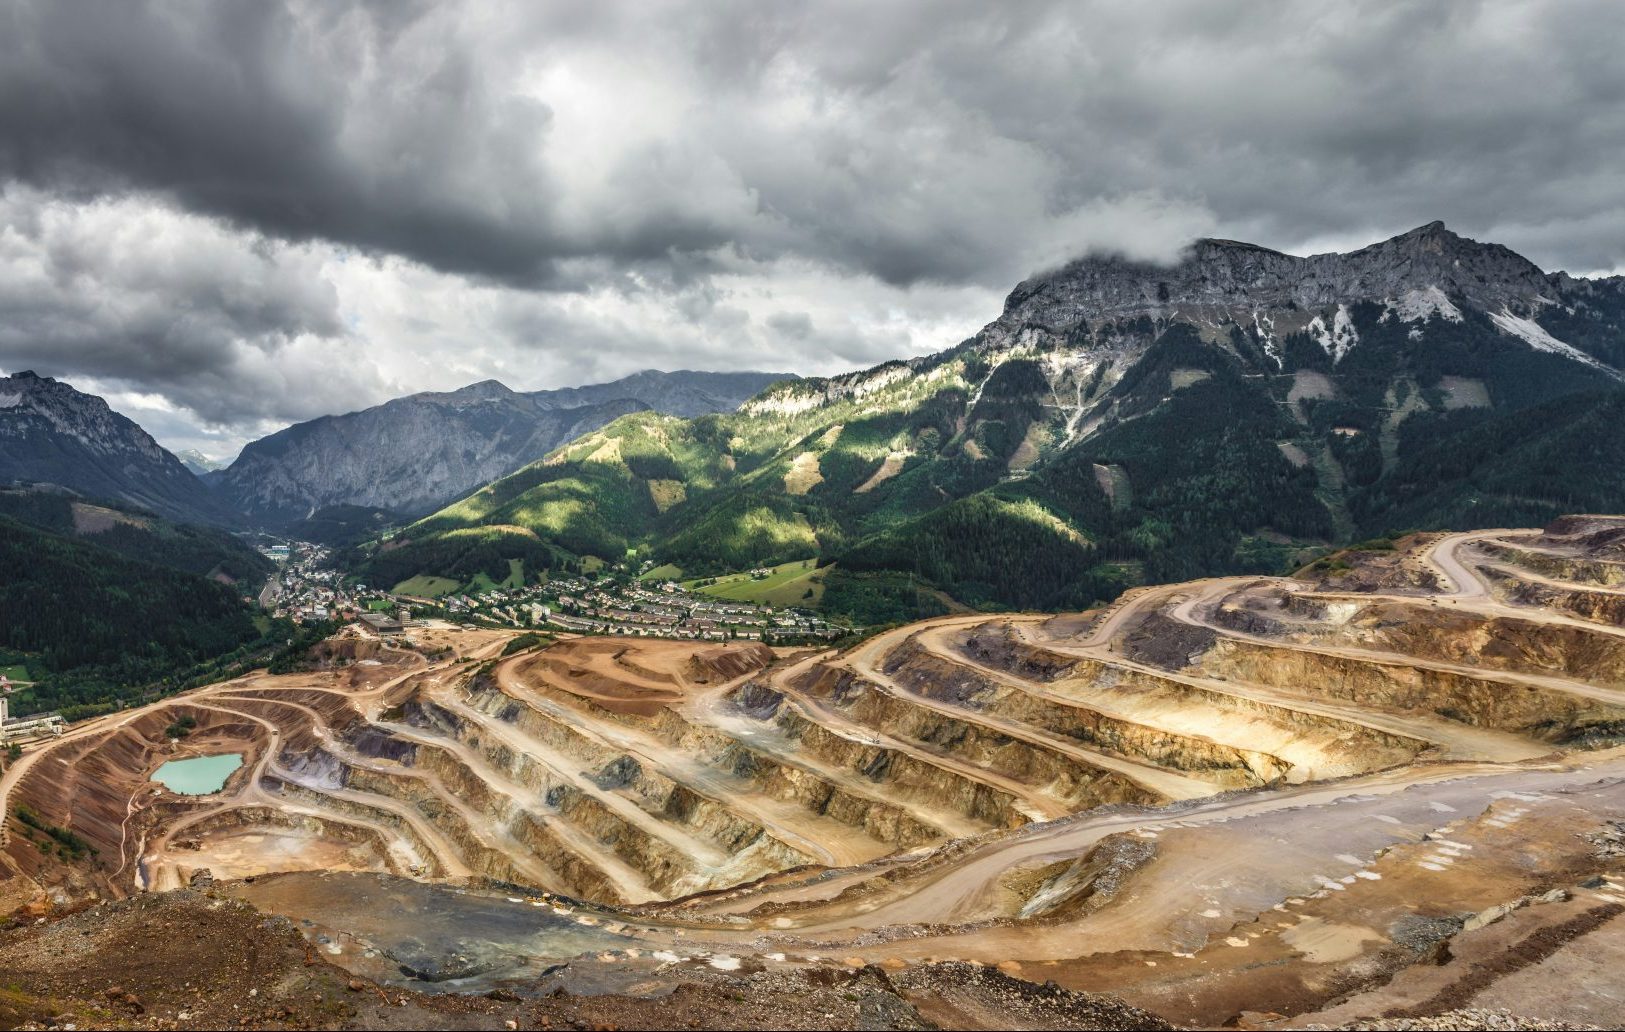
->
{"left": 688, "top": 559, "right": 826, "bottom": 606}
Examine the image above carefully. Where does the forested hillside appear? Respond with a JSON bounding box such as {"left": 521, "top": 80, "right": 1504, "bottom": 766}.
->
{"left": 0, "top": 516, "right": 294, "bottom": 720}
{"left": 0, "top": 513, "right": 271, "bottom": 711}
{"left": 1351, "top": 390, "right": 1625, "bottom": 533}
{"left": 0, "top": 489, "right": 272, "bottom": 588}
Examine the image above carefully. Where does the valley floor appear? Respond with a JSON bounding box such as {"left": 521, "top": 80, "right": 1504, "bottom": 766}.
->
{"left": 5, "top": 518, "right": 1625, "bottom": 1028}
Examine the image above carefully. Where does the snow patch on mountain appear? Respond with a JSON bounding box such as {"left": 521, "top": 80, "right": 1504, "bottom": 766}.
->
{"left": 1251, "top": 310, "right": 1282, "bottom": 367}
{"left": 1386, "top": 286, "right": 1463, "bottom": 324}
{"left": 1489, "top": 310, "right": 1622, "bottom": 379}
{"left": 1309, "top": 304, "right": 1360, "bottom": 362}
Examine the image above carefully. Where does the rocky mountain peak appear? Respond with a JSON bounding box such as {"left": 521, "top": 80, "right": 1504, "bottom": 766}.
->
{"left": 3, "top": 369, "right": 132, "bottom": 439}
{"left": 1334, "top": 221, "right": 1551, "bottom": 308}
{"left": 980, "top": 221, "right": 1575, "bottom": 356}
{"left": 1400, "top": 218, "right": 1451, "bottom": 243}
{"left": 442, "top": 379, "right": 515, "bottom": 401}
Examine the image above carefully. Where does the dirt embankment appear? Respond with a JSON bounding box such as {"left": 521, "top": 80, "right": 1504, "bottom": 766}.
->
{"left": 1211, "top": 590, "right": 1625, "bottom": 687}
{"left": 1484, "top": 540, "right": 1625, "bottom": 588}
{"left": 687, "top": 642, "right": 777, "bottom": 683}
{"left": 1489, "top": 564, "right": 1625, "bottom": 626}
{"left": 881, "top": 634, "right": 1291, "bottom": 786}
{"left": 1539, "top": 515, "right": 1625, "bottom": 558}
{"left": 1291, "top": 532, "right": 1447, "bottom": 593}
{"left": 0, "top": 888, "right": 1172, "bottom": 1031}
{"left": 959, "top": 624, "right": 1081, "bottom": 682}
{"left": 1002, "top": 832, "right": 1157, "bottom": 921}
{"left": 1202, "top": 636, "right": 1625, "bottom": 745}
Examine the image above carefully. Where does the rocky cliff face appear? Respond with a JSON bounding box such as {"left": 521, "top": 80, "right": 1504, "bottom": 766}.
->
{"left": 739, "top": 222, "right": 1625, "bottom": 441}
{"left": 974, "top": 221, "right": 1625, "bottom": 377}
{"left": 0, "top": 371, "right": 236, "bottom": 525}
{"left": 216, "top": 369, "right": 790, "bottom": 528}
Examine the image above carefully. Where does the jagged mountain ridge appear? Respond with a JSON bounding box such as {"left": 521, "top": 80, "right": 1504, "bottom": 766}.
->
{"left": 742, "top": 221, "right": 1625, "bottom": 428}
{"left": 388, "top": 222, "right": 1625, "bottom": 617}
{"left": 974, "top": 219, "right": 1624, "bottom": 377}
{"left": 997, "top": 221, "right": 1556, "bottom": 327}
{"left": 0, "top": 371, "right": 239, "bottom": 526}
{"left": 214, "top": 369, "right": 792, "bottom": 528}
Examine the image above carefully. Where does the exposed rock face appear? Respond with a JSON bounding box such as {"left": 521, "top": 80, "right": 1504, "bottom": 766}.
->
{"left": 992, "top": 223, "right": 1548, "bottom": 329}
{"left": 976, "top": 221, "right": 1624, "bottom": 377}
{"left": 0, "top": 371, "right": 237, "bottom": 525}
{"left": 215, "top": 369, "right": 790, "bottom": 527}
{"left": 736, "top": 223, "right": 1625, "bottom": 426}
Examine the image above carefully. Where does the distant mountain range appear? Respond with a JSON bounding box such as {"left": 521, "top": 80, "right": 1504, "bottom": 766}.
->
{"left": 209, "top": 370, "right": 792, "bottom": 528}
{"left": 380, "top": 222, "right": 1625, "bottom": 620}
{"left": 0, "top": 368, "right": 790, "bottom": 531}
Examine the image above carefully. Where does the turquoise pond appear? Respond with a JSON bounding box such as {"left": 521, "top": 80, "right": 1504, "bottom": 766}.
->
{"left": 152, "top": 753, "right": 244, "bottom": 795}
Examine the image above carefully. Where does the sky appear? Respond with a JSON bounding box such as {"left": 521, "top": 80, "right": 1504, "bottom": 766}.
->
{"left": 3, "top": 0, "right": 1624, "bottom": 460}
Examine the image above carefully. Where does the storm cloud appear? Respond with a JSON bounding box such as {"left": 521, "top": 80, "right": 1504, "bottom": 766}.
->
{"left": 2, "top": 0, "right": 1624, "bottom": 456}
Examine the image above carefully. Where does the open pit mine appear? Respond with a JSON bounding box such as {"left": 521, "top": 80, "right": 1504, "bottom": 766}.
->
{"left": 7, "top": 518, "right": 1625, "bottom": 1029}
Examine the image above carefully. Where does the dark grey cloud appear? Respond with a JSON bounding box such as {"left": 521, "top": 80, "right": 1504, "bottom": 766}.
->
{"left": 3, "top": 0, "right": 1625, "bottom": 453}
{"left": 0, "top": 1, "right": 572, "bottom": 283}
{"left": 0, "top": 187, "right": 375, "bottom": 427}
{"left": 10, "top": 0, "right": 1622, "bottom": 287}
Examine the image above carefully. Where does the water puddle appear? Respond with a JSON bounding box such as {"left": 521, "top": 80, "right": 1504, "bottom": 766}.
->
{"left": 153, "top": 753, "right": 244, "bottom": 795}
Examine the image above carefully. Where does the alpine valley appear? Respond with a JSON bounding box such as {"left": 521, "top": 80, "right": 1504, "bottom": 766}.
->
{"left": 370, "top": 222, "right": 1625, "bottom": 621}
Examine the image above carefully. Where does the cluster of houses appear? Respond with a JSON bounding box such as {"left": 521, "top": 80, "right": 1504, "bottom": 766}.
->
{"left": 422, "top": 573, "right": 843, "bottom": 643}
{"left": 254, "top": 538, "right": 843, "bottom": 644}
{"left": 259, "top": 542, "right": 400, "bottom": 626}
{"left": 261, "top": 542, "right": 342, "bottom": 622}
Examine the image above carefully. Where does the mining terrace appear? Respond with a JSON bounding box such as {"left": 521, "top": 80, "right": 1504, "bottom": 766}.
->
{"left": 6, "top": 518, "right": 1625, "bottom": 1028}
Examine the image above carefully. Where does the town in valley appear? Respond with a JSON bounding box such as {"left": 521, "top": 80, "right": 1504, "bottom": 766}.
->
{"left": 260, "top": 541, "right": 845, "bottom": 645}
